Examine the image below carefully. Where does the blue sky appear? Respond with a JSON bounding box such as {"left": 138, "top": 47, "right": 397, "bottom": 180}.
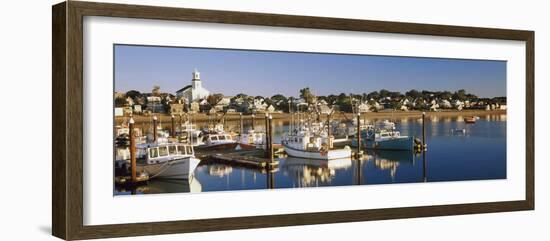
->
{"left": 114, "top": 44, "right": 506, "bottom": 98}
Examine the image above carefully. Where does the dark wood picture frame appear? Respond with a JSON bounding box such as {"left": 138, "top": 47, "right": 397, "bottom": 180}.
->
{"left": 52, "top": 1, "right": 534, "bottom": 240}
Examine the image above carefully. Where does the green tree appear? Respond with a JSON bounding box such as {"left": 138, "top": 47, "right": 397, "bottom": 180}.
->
{"left": 207, "top": 94, "right": 224, "bottom": 106}
{"left": 379, "top": 89, "right": 390, "bottom": 98}
{"left": 299, "top": 87, "right": 316, "bottom": 105}
{"left": 440, "top": 91, "right": 452, "bottom": 100}
{"left": 114, "top": 96, "right": 126, "bottom": 107}
{"left": 126, "top": 90, "right": 141, "bottom": 99}
{"left": 456, "top": 89, "right": 467, "bottom": 100}
{"left": 367, "top": 91, "right": 380, "bottom": 100}
{"left": 406, "top": 89, "right": 422, "bottom": 99}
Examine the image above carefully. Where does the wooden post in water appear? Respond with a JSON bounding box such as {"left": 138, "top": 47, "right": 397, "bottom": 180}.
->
{"left": 171, "top": 114, "right": 175, "bottom": 137}
{"left": 152, "top": 115, "right": 158, "bottom": 143}
{"left": 239, "top": 112, "right": 243, "bottom": 135}
{"left": 327, "top": 113, "right": 331, "bottom": 136}
{"left": 129, "top": 117, "right": 137, "bottom": 182}
{"left": 422, "top": 149, "right": 427, "bottom": 182}
{"left": 327, "top": 113, "right": 332, "bottom": 149}
{"left": 264, "top": 113, "right": 270, "bottom": 158}
{"left": 251, "top": 114, "right": 255, "bottom": 131}
{"left": 356, "top": 112, "right": 361, "bottom": 157}
{"left": 422, "top": 112, "right": 426, "bottom": 149}
{"left": 363, "top": 115, "right": 368, "bottom": 153}
{"left": 269, "top": 115, "right": 274, "bottom": 160}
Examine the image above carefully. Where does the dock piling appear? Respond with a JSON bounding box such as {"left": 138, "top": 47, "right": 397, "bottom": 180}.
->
{"left": 129, "top": 118, "right": 137, "bottom": 182}
{"left": 356, "top": 112, "right": 362, "bottom": 157}
{"left": 422, "top": 112, "right": 426, "bottom": 149}
{"left": 269, "top": 115, "right": 274, "bottom": 160}
{"left": 251, "top": 114, "right": 255, "bottom": 131}
{"left": 264, "top": 113, "right": 270, "bottom": 158}
{"left": 240, "top": 112, "right": 243, "bottom": 135}
{"left": 153, "top": 115, "right": 158, "bottom": 143}
{"left": 171, "top": 114, "right": 175, "bottom": 137}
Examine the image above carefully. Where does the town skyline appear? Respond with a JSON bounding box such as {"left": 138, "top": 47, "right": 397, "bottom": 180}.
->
{"left": 115, "top": 44, "right": 507, "bottom": 98}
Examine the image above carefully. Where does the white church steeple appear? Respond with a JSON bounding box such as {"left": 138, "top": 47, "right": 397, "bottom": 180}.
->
{"left": 176, "top": 68, "right": 210, "bottom": 104}
{"left": 192, "top": 68, "right": 200, "bottom": 80}
{"left": 192, "top": 68, "right": 201, "bottom": 89}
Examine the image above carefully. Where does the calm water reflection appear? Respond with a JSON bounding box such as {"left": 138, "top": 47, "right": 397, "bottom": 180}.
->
{"left": 115, "top": 113, "right": 506, "bottom": 195}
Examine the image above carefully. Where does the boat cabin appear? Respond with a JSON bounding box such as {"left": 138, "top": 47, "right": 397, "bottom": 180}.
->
{"left": 136, "top": 143, "right": 195, "bottom": 165}
{"left": 203, "top": 134, "right": 235, "bottom": 145}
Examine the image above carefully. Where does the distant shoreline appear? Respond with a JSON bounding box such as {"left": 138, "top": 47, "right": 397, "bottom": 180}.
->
{"left": 115, "top": 109, "right": 506, "bottom": 125}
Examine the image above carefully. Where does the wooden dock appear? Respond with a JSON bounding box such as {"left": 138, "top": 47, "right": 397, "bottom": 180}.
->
{"left": 196, "top": 149, "right": 279, "bottom": 170}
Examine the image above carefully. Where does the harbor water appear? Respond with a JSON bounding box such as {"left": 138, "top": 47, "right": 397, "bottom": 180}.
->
{"left": 115, "top": 113, "right": 506, "bottom": 195}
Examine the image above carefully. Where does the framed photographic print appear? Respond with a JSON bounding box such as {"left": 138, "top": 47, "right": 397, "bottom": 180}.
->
{"left": 52, "top": 1, "right": 534, "bottom": 240}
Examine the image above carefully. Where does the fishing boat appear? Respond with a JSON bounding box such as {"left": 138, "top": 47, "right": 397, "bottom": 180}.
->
{"left": 464, "top": 116, "right": 476, "bottom": 124}
{"left": 115, "top": 125, "right": 145, "bottom": 146}
{"left": 373, "top": 129, "right": 416, "bottom": 150}
{"left": 352, "top": 121, "right": 417, "bottom": 151}
{"left": 146, "top": 126, "right": 170, "bottom": 143}
{"left": 282, "top": 127, "right": 352, "bottom": 160}
{"left": 237, "top": 129, "right": 266, "bottom": 150}
{"left": 134, "top": 142, "right": 201, "bottom": 179}
{"left": 177, "top": 122, "right": 204, "bottom": 146}
{"left": 199, "top": 133, "right": 238, "bottom": 150}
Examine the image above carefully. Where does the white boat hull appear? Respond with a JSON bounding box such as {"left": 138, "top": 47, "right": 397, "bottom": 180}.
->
{"left": 283, "top": 144, "right": 351, "bottom": 160}
{"left": 137, "top": 157, "right": 201, "bottom": 179}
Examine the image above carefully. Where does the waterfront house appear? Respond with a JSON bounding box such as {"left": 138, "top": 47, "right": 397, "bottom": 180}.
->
{"left": 358, "top": 102, "right": 370, "bottom": 113}
{"left": 452, "top": 99, "right": 464, "bottom": 110}
{"left": 189, "top": 101, "right": 200, "bottom": 113}
{"left": 218, "top": 96, "right": 232, "bottom": 106}
{"left": 252, "top": 98, "right": 267, "bottom": 112}
{"left": 146, "top": 96, "right": 161, "bottom": 103}
{"left": 430, "top": 101, "right": 439, "bottom": 111}
{"left": 266, "top": 104, "right": 276, "bottom": 113}
{"left": 176, "top": 69, "right": 211, "bottom": 104}
{"left": 368, "top": 100, "right": 382, "bottom": 111}
{"left": 123, "top": 107, "right": 133, "bottom": 116}
{"left": 170, "top": 103, "right": 184, "bottom": 115}
{"left": 317, "top": 103, "right": 332, "bottom": 114}
{"left": 145, "top": 96, "right": 164, "bottom": 113}
{"left": 439, "top": 99, "right": 452, "bottom": 109}
{"left": 114, "top": 107, "right": 124, "bottom": 117}
{"left": 133, "top": 105, "right": 142, "bottom": 114}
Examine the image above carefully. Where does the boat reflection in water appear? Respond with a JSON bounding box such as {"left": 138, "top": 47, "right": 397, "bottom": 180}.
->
{"left": 206, "top": 164, "right": 233, "bottom": 178}
{"left": 370, "top": 150, "right": 416, "bottom": 181}
{"left": 283, "top": 157, "right": 352, "bottom": 187}
{"left": 115, "top": 176, "right": 202, "bottom": 195}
